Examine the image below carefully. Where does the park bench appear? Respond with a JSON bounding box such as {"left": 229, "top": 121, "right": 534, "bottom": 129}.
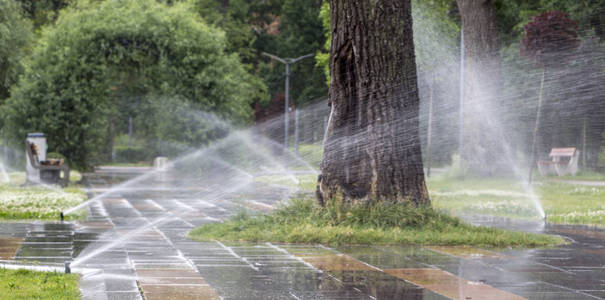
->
{"left": 25, "top": 141, "right": 70, "bottom": 187}
{"left": 537, "top": 147, "right": 579, "bottom": 176}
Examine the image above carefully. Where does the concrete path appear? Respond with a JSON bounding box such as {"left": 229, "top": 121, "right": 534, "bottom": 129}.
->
{"left": 552, "top": 179, "right": 605, "bottom": 187}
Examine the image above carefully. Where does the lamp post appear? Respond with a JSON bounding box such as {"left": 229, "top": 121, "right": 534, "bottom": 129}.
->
{"left": 262, "top": 52, "right": 314, "bottom": 150}
{"left": 459, "top": 29, "right": 465, "bottom": 156}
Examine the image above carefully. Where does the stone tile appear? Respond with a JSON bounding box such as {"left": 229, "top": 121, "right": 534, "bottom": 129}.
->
{"left": 0, "top": 237, "right": 23, "bottom": 260}
{"left": 299, "top": 253, "right": 379, "bottom": 272}
{"left": 136, "top": 268, "right": 202, "bottom": 278}
{"left": 105, "top": 291, "right": 143, "bottom": 300}
{"left": 425, "top": 245, "right": 507, "bottom": 259}
{"left": 140, "top": 284, "right": 221, "bottom": 300}
{"left": 385, "top": 268, "right": 527, "bottom": 300}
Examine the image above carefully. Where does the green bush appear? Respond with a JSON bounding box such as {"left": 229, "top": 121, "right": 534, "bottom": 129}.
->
{"left": 4, "top": 0, "right": 258, "bottom": 170}
{"left": 46, "top": 152, "right": 65, "bottom": 159}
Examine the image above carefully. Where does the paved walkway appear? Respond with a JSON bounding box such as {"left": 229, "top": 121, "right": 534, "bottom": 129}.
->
{"left": 1, "top": 168, "right": 605, "bottom": 299}
{"left": 552, "top": 179, "right": 605, "bottom": 187}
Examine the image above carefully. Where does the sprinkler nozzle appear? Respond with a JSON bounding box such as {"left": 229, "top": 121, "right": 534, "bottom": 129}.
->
{"left": 60, "top": 212, "right": 64, "bottom": 222}
{"left": 64, "top": 261, "right": 71, "bottom": 274}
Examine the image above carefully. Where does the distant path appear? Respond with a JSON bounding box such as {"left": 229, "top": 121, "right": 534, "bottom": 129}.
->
{"left": 551, "top": 179, "right": 605, "bottom": 187}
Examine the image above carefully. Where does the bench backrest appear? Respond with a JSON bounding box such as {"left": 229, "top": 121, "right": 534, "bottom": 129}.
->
{"left": 25, "top": 141, "right": 40, "bottom": 166}
{"left": 549, "top": 147, "right": 576, "bottom": 158}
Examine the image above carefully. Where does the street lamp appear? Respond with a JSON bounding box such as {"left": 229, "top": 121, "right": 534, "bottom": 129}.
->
{"left": 262, "top": 52, "right": 314, "bottom": 150}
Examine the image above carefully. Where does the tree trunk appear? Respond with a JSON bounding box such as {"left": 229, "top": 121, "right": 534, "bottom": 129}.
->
{"left": 317, "top": 0, "right": 429, "bottom": 206}
{"left": 456, "top": 0, "right": 499, "bottom": 66}
{"left": 456, "top": 0, "right": 501, "bottom": 175}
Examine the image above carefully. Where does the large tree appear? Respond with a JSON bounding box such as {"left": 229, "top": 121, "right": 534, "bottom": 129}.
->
{"left": 456, "top": 0, "right": 503, "bottom": 175}
{"left": 457, "top": 0, "right": 500, "bottom": 66}
{"left": 317, "top": 0, "right": 429, "bottom": 206}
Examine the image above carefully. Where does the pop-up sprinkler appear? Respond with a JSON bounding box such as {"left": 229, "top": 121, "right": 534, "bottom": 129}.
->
{"left": 60, "top": 212, "right": 64, "bottom": 222}
{"left": 64, "top": 261, "right": 71, "bottom": 274}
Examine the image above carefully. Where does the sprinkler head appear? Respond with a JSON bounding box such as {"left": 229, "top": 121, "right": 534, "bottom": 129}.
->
{"left": 64, "top": 261, "right": 71, "bottom": 274}
{"left": 60, "top": 212, "right": 64, "bottom": 222}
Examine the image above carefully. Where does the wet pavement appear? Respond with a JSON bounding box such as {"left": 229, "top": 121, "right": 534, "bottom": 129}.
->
{"left": 1, "top": 167, "right": 605, "bottom": 299}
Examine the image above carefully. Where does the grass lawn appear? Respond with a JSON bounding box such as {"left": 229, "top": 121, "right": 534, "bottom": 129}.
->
{"left": 189, "top": 198, "right": 564, "bottom": 247}
{"left": 428, "top": 176, "right": 605, "bottom": 226}
{"left": 0, "top": 268, "right": 80, "bottom": 299}
{"left": 0, "top": 172, "right": 87, "bottom": 220}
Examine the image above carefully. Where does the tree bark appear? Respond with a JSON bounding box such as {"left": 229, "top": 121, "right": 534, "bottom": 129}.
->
{"left": 456, "top": 0, "right": 499, "bottom": 67}
{"left": 317, "top": 0, "right": 429, "bottom": 206}
{"left": 456, "top": 0, "right": 501, "bottom": 175}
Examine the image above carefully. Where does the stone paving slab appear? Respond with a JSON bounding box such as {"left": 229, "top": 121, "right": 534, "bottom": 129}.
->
{"left": 425, "top": 245, "right": 508, "bottom": 259}
{"left": 385, "top": 268, "right": 526, "bottom": 300}
{"left": 0, "top": 237, "right": 23, "bottom": 260}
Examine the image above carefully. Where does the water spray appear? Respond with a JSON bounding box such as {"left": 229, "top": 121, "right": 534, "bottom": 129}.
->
{"left": 64, "top": 261, "right": 71, "bottom": 274}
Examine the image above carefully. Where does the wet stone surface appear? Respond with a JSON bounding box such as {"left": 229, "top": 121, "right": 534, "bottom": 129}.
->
{"left": 1, "top": 168, "right": 605, "bottom": 299}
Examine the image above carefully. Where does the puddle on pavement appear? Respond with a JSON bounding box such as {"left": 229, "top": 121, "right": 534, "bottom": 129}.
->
{"left": 137, "top": 268, "right": 221, "bottom": 300}
{"left": 425, "top": 245, "right": 507, "bottom": 259}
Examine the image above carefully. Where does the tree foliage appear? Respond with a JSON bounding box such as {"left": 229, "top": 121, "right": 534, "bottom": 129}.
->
{"left": 15, "top": 0, "right": 71, "bottom": 30}
{"left": 0, "top": 0, "right": 33, "bottom": 101}
{"left": 4, "top": 0, "right": 256, "bottom": 169}
{"left": 521, "top": 11, "right": 580, "bottom": 66}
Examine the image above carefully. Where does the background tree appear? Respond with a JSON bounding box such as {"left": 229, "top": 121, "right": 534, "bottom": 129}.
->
{"left": 4, "top": 0, "right": 256, "bottom": 170}
{"left": 15, "top": 0, "right": 71, "bottom": 30}
{"left": 455, "top": 0, "right": 504, "bottom": 175}
{"left": 318, "top": 0, "right": 429, "bottom": 206}
{"left": 521, "top": 11, "right": 580, "bottom": 182}
{"left": 0, "top": 0, "right": 33, "bottom": 102}
{"left": 540, "top": 0, "right": 605, "bottom": 40}
{"left": 456, "top": 0, "right": 500, "bottom": 72}
{"left": 192, "top": 0, "right": 327, "bottom": 122}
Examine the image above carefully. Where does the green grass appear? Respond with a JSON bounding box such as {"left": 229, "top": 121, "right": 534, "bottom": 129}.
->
{"left": 189, "top": 198, "right": 564, "bottom": 247}
{"left": 0, "top": 172, "right": 87, "bottom": 220}
{"left": 250, "top": 170, "right": 605, "bottom": 226}
{"left": 428, "top": 176, "right": 605, "bottom": 226}
{"left": 537, "top": 181, "right": 605, "bottom": 225}
{"left": 0, "top": 268, "right": 80, "bottom": 300}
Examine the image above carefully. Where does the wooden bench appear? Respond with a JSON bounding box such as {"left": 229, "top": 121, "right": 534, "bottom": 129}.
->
{"left": 25, "top": 141, "right": 70, "bottom": 187}
{"left": 537, "top": 147, "right": 579, "bottom": 176}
